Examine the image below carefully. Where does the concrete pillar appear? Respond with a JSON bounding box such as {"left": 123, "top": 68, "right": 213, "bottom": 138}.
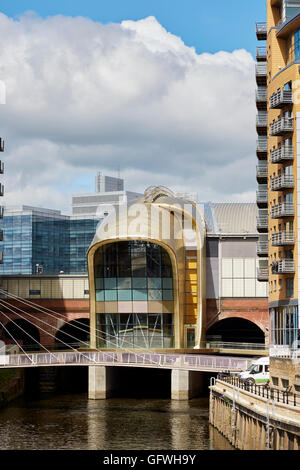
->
{"left": 171, "top": 370, "right": 203, "bottom": 400}
{"left": 89, "top": 366, "right": 109, "bottom": 399}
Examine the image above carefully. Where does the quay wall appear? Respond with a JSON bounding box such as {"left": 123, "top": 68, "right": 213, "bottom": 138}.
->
{"left": 209, "top": 379, "right": 300, "bottom": 450}
{"left": 0, "top": 369, "right": 24, "bottom": 408}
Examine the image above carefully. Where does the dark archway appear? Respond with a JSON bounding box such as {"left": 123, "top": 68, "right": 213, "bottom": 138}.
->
{"left": 1, "top": 318, "right": 41, "bottom": 351}
{"left": 55, "top": 318, "right": 90, "bottom": 350}
{"left": 206, "top": 317, "right": 265, "bottom": 344}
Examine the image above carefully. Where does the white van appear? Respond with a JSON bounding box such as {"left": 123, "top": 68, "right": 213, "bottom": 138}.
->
{"left": 238, "top": 357, "right": 269, "bottom": 385}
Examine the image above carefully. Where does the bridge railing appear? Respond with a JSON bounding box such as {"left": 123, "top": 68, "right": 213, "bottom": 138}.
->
{"left": 0, "top": 351, "right": 249, "bottom": 372}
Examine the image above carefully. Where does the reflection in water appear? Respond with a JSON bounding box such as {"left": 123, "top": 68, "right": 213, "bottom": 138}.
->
{"left": 0, "top": 394, "right": 234, "bottom": 450}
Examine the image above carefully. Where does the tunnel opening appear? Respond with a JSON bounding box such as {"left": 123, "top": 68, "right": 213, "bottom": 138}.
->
{"left": 106, "top": 367, "right": 171, "bottom": 399}
{"left": 1, "top": 318, "right": 41, "bottom": 351}
{"left": 206, "top": 317, "right": 265, "bottom": 344}
{"left": 55, "top": 318, "right": 90, "bottom": 350}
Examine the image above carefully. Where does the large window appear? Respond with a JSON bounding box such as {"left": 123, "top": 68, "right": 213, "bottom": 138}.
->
{"left": 94, "top": 241, "right": 174, "bottom": 348}
{"left": 94, "top": 241, "right": 173, "bottom": 302}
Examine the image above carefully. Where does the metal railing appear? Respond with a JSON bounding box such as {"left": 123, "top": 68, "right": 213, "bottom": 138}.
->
{"left": 270, "top": 146, "right": 294, "bottom": 163}
{"left": 256, "top": 114, "right": 268, "bottom": 128}
{"left": 269, "top": 89, "right": 293, "bottom": 109}
{"left": 217, "top": 374, "right": 300, "bottom": 408}
{"left": 207, "top": 341, "right": 268, "bottom": 351}
{"left": 256, "top": 63, "right": 267, "bottom": 77}
{"left": 0, "top": 350, "right": 249, "bottom": 372}
{"left": 256, "top": 189, "right": 268, "bottom": 204}
{"left": 256, "top": 47, "right": 267, "bottom": 60}
{"left": 270, "top": 117, "right": 294, "bottom": 136}
{"left": 271, "top": 231, "right": 295, "bottom": 246}
{"left": 271, "top": 203, "right": 294, "bottom": 218}
{"left": 270, "top": 174, "right": 294, "bottom": 191}
{"left": 257, "top": 139, "right": 268, "bottom": 153}
{"left": 256, "top": 22, "right": 267, "bottom": 39}
{"left": 0, "top": 139, "right": 4, "bottom": 152}
{"left": 257, "top": 240, "right": 268, "bottom": 255}
{"left": 271, "top": 259, "right": 295, "bottom": 274}
{"left": 257, "top": 266, "right": 269, "bottom": 281}
{"left": 256, "top": 164, "right": 268, "bottom": 179}
{"left": 257, "top": 216, "right": 268, "bottom": 230}
{"left": 256, "top": 87, "right": 267, "bottom": 102}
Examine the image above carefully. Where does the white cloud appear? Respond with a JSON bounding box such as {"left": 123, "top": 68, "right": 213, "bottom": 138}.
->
{"left": 0, "top": 13, "right": 256, "bottom": 214}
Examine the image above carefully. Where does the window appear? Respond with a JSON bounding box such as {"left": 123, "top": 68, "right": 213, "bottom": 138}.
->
{"left": 286, "top": 278, "right": 294, "bottom": 298}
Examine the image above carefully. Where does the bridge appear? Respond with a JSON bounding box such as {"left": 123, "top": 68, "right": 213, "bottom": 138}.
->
{"left": 0, "top": 289, "right": 262, "bottom": 400}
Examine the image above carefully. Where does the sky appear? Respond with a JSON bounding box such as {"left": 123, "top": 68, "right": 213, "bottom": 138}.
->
{"left": 0, "top": 1, "right": 267, "bottom": 214}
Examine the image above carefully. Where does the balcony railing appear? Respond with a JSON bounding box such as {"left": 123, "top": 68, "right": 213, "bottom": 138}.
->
{"left": 0, "top": 139, "right": 3, "bottom": 152}
{"left": 256, "top": 164, "right": 268, "bottom": 182}
{"left": 256, "top": 46, "right": 267, "bottom": 61}
{"left": 270, "top": 117, "right": 294, "bottom": 136}
{"left": 271, "top": 203, "right": 294, "bottom": 218}
{"left": 257, "top": 266, "right": 269, "bottom": 281}
{"left": 269, "top": 89, "right": 293, "bottom": 109}
{"left": 0, "top": 161, "right": 3, "bottom": 174}
{"left": 272, "top": 259, "right": 295, "bottom": 274}
{"left": 0, "top": 184, "right": 4, "bottom": 197}
{"left": 271, "top": 231, "right": 295, "bottom": 246}
{"left": 256, "top": 22, "right": 267, "bottom": 40}
{"left": 270, "top": 174, "right": 294, "bottom": 191}
{"left": 256, "top": 62, "right": 267, "bottom": 81}
{"left": 256, "top": 113, "right": 268, "bottom": 130}
{"left": 0, "top": 206, "right": 4, "bottom": 219}
{"left": 256, "top": 138, "right": 268, "bottom": 158}
{"left": 256, "top": 240, "right": 268, "bottom": 255}
{"left": 256, "top": 87, "right": 267, "bottom": 103}
{"left": 270, "top": 146, "right": 294, "bottom": 163}
{"left": 256, "top": 215, "right": 268, "bottom": 231}
{"left": 256, "top": 189, "right": 268, "bottom": 206}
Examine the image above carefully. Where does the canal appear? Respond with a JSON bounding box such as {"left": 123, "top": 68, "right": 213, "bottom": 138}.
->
{"left": 0, "top": 393, "right": 234, "bottom": 450}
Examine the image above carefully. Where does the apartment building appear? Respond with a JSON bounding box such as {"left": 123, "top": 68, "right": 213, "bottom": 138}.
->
{"left": 256, "top": 0, "right": 300, "bottom": 350}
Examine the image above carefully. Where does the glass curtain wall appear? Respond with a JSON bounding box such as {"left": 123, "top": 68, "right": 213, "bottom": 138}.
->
{"left": 94, "top": 241, "right": 174, "bottom": 348}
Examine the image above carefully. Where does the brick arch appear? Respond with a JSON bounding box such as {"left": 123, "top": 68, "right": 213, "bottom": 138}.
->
{"left": 54, "top": 317, "right": 90, "bottom": 349}
{"left": 206, "top": 315, "right": 266, "bottom": 343}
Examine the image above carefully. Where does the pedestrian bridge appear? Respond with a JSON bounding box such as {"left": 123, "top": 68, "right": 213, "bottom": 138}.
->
{"left": 0, "top": 350, "right": 250, "bottom": 373}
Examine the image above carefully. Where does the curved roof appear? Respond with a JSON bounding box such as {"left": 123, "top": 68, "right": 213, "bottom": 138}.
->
{"left": 207, "top": 202, "right": 258, "bottom": 235}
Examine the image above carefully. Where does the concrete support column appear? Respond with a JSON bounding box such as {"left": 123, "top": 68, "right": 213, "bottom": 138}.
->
{"left": 89, "top": 366, "right": 108, "bottom": 399}
{"left": 171, "top": 370, "right": 203, "bottom": 400}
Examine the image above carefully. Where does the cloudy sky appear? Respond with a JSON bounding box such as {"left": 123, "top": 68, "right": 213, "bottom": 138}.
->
{"left": 0, "top": 1, "right": 266, "bottom": 214}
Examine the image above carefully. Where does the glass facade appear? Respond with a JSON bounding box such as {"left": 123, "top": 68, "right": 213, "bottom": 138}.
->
{"left": 270, "top": 305, "right": 299, "bottom": 349}
{"left": 0, "top": 209, "right": 100, "bottom": 275}
{"left": 94, "top": 241, "right": 174, "bottom": 348}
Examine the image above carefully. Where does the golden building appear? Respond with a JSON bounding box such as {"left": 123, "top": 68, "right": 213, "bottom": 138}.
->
{"left": 87, "top": 187, "right": 206, "bottom": 350}
{"left": 256, "top": 0, "right": 300, "bottom": 350}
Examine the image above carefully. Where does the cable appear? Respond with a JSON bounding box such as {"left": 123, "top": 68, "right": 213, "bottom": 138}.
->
{"left": 0, "top": 319, "right": 34, "bottom": 363}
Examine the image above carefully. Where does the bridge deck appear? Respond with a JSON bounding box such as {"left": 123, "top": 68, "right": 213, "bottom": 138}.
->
{"left": 0, "top": 351, "right": 251, "bottom": 372}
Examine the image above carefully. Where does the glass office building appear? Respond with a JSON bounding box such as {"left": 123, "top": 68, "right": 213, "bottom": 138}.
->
{"left": 0, "top": 206, "right": 100, "bottom": 275}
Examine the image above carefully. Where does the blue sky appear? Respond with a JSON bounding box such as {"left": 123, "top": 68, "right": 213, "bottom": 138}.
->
{"left": 0, "top": 0, "right": 266, "bottom": 56}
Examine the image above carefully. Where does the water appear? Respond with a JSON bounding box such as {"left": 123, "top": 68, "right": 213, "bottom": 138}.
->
{"left": 0, "top": 394, "right": 234, "bottom": 450}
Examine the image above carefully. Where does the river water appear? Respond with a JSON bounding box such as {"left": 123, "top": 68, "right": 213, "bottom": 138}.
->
{"left": 0, "top": 393, "right": 234, "bottom": 450}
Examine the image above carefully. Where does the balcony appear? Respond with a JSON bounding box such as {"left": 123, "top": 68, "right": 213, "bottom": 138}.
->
{"left": 0, "top": 184, "right": 4, "bottom": 197}
{"left": 256, "top": 62, "right": 267, "bottom": 85}
{"left": 256, "top": 186, "right": 268, "bottom": 207}
{"left": 270, "top": 174, "right": 294, "bottom": 191}
{"left": 257, "top": 261, "right": 269, "bottom": 282}
{"left": 271, "top": 231, "right": 295, "bottom": 246}
{"left": 256, "top": 163, "right": 268, "bottom": 183}
{"left": 257, "top": 210, "right": 268, "bottom": 232}
{"left": 257, "top": 238, "right": 268, "bottom": 256}
{"left": 256, "top": 22, "right": 267, "bottom": 40}
{"left": 256, "top": 112, "right": 268, "bottom": 135}
{"left": 0, "top": 139, "right": 3, "bottom": 152}
{"left": 256, "top": 87, "right": 267, "bottom": 110}
{"left": 270, "top": 145, "right": 294, "bottom": 163}
{"left": 0, "top": 161, "right": 3, "bottom": 174}
{"left": 269, "top": 89, "right": 293, "bottom": 109}
{"left": 0, "top": 206, "right": 4, "bottom": 218}
{"left": 256, "top": 46, "right": 267, "bottom": 61}
{"left": 271, "top": 203, "right": 294, "bottom": 218}
{"left": 270, "top": 117, "right": 294, "bottom": 136}
{"left": 271, "top": 259, "right": 295, "bottom": 274}
{"left": 256, "top": 137, "right": 268, "bottom": 159}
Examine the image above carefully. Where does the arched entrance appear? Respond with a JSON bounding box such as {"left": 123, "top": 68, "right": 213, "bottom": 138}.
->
{"left": 55, "top": 318, "right": 90, "bottom": 350}
{"left": 1, "top": 318, "right": 41, "bottom": 351}
{"left": 206, "top": 317, "right": 265, "bottom": 344}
